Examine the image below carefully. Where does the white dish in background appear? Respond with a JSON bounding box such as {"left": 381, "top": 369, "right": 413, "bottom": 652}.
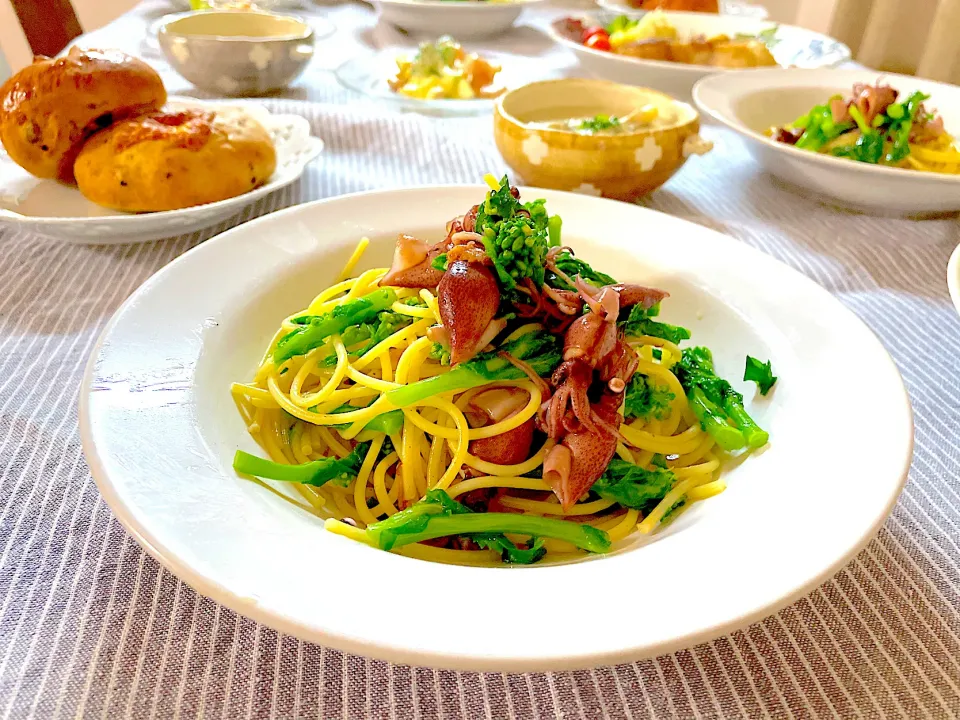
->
{"left": 949, "top": 243, "right": 960, "bottom": 316}
{"left": 374, "top": 0, "right": 548, "bottom": 39}
{"left": 693, "top": 68, "right": 960, "bottom": 215}
{"left": 335, "top": 50, "right": 556, "bottom": 115}
{"left": 547, "top": 12, "right": 850, "bottom": 99}
{"left": 596, "top": 0, "right": 769, "bottom": 19}
{"left": 80, "top": 185, "right": 912, "bottom": 670}
{"left": 0, "top": 100, "right": 323, "bottom": 245}
{"left": 167, "top": 0, "right": 305, "bottom": 8}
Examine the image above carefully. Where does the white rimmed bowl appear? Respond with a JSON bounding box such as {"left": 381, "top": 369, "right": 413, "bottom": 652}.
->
{"left": 80, "top": 185, "right": 912, "bottom": 670}
{"left": 596, "top": 0, "right": 769, "bottom": 19}
{"left": 374, "top": 0, "right": 547, "bottom": 39}
{"left": 547, "top": 12, "right": 850, "bottom": 99}
{"left": 949, "top": 243, "right": 960, "bottom": 316}
{"left": 693, "top": 68, "right": 960, "bottom": 215}
{"left": 0, "top": 100, "right": 323, "bottom": 244}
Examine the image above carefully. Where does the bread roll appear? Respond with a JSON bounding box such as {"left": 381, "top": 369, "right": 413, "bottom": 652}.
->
{"left": 74, "top": 106, "right": 277, "bottom": 213}
{"left": 0, "top": 47, "right": 166, "bottom": 183}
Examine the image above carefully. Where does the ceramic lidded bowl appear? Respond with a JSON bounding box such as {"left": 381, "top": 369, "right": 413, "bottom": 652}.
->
{"left": 494, "top": 79, "right": 710, "bottom": 201}
{"left": 158, "top": 11, "right": 316, "bottom": 96}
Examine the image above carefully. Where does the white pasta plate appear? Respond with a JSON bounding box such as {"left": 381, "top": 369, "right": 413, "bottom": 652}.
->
{"left": 949, "top": 243, "right": 960, "bottom": 317}
{"left": 596, "top": 0, "right": 769, "bottom": 19}
{"left": 547, "top": 12, "right": 850, "bottom": 99}
{"left": 80, "top": 185, "right": 913, "bottom": 670}
{"left": 0, "top": 100, "right": 323, "bottom": 245}
{"left": 335, "top": 50, "right": 559, "bottom": 116}
{"left": 693, "top": 68, "right": 960, "bottom": 215}
{"left": 374, "top": 0, "right": 549, "bottom": 39}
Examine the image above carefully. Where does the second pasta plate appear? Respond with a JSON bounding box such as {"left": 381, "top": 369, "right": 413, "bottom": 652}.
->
{"left": 80, "top": 185, "right": 912, "bottom": 670}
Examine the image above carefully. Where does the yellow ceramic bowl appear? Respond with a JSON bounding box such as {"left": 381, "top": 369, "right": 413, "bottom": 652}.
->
{"left": 494, "top": 79, "right": 711, "bottom": 201}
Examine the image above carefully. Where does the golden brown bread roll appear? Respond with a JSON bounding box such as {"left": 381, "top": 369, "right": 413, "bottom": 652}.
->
{"left": 73, "top": 106, "right": 278, "bottom": 213}
{"left": 0, "top": 47, "right": 166, "bottom": 183}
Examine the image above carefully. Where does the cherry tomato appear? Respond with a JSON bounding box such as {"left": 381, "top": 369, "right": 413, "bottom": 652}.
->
{"left": 580, "top": 26, "right": 607, "bottom": 43}
{"left": 585, "top": 34, "right": 612, "bottom": 51}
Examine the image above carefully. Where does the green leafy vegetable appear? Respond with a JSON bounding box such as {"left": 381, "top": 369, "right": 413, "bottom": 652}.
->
{"left": 548, "top": 215, "right": 562, "bottom": 247}
{"left": 830, "top": 104, "right": 885, "bottom": 164}
{"left": 734, "top": 25, "right": 780, "bottom": 47}
{"left": 274, "top": 289, "right": 398, "bottom": 363}
{"left": 591, "top": 458, "right": 676, "bottom": 511}
{"left": 793, "top": 100, "right": 854, "bottom": 152}
{"left": 577, "top": 114, "right": 621, "bottom": 133}
{"left": 545, "top": 249, "right": 617, "bottom": 291}
{"left": 743, "top": 356, "right": 777, "bottom": 395}
{"left": 386, "top": 329, "right": 562, "bottom": 407}
{"left": 431, "top": 253, "right": 448, "bottom": 272}
{"left": 620, "top": 303, "right": 691, "bottom": 344}
{"left": 886, "top": 90, "right": 928, "bottom": 163}
{"left": 364, "top": 489, "right": 611, "bottom": 557}
{"left": 412, "top": 35, "right": 460, "bottom": 74}
{"left": 475, "top": 176, "right": 554, "bottom": 289}
{"left": 474, "top": 534, "right": 547, "bottom": 564}
{"left": 605, "top": 15, "right": 637, "bottom": 34}
{"left": 234, "top": 443, "right": 368, "bottom": 488}
{"left": 675, "top": 347, "right": 769, "bottom": 451}
{"left": 623, "top": 374, "right": 675, "bottom": 420}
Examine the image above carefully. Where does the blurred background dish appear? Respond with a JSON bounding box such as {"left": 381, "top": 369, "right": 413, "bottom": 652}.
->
{"left": 494, "top": 78, "right": 711, "bottom": 200}
{"left": 336, "top": 43, "right": 556, "bottom": 115}
{"left": 548, "top": 11, "right": 849, "bottom": 99}
{"left": 374, "top": 0, "right": 549, "bottom": 39}
{"left": 166, "top": 0, "right": 306, "bottom": 9}
{"left": 158, "top": 10, "right": 322, "bottom": 96}
{"left": 596, "top": 0, "right": 769, "bottom": 19}
{"left": 693, "top": 68, "right": 960, "bottom": 215}
{"left": 949, "top": 243, "right": 960, "bottom": 317}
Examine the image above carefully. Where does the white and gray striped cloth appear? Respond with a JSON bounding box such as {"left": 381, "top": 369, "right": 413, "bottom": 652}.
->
{"left": 2, "top": 2, "right": 960, "bottom": 717}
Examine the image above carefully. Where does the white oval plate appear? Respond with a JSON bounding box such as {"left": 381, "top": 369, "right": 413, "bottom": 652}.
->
{"left": 596, "top": 0, "right": 769, "bottom": 19}
{"left": 335, "top": 50, "right": 557, "bottom": 116}
{"left": 167, "top": 0, "right": 305, "bottom": 8}
{"left": 0, "top": 100, "right": 323, "bottom": 245}
{"left": 548, "top": 12, "right": 850, "bottom": 99}
{"left": 949, "top": 243, "right": 960, "bottom": 316}
{"left": 374, "top": 0, "right": 548, "bottom": 39}
{"left": 80, "top": 186, "right": 912, "bottom": 671}
{"left": 693, "top": 68, "right": 960, "bottom": 215}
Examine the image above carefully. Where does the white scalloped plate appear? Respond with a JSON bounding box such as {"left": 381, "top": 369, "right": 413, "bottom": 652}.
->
{"left": 596, "top": 0, "right": 769, "bottom": 19}
{"left": 80, "top": 185, "right": 913, "bottom": 671}
{"left": 0, "top": 99, "right": 323, "bottom": 245}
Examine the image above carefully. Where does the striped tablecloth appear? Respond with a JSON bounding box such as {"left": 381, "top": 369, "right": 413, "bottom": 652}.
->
{"left": 1, "top": 2, "right": 959, "bottom": 717}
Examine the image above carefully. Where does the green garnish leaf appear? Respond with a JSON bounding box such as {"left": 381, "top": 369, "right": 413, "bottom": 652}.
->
{"left": 577, "top": 114, "right": 621, "bottom": 133}
{"left": 743, "top": 355, "right": 777, "bottom": 395}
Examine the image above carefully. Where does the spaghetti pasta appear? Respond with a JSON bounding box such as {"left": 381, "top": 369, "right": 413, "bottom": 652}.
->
{"left": 231, "top": 177, "right": 772, "bottom": 565}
